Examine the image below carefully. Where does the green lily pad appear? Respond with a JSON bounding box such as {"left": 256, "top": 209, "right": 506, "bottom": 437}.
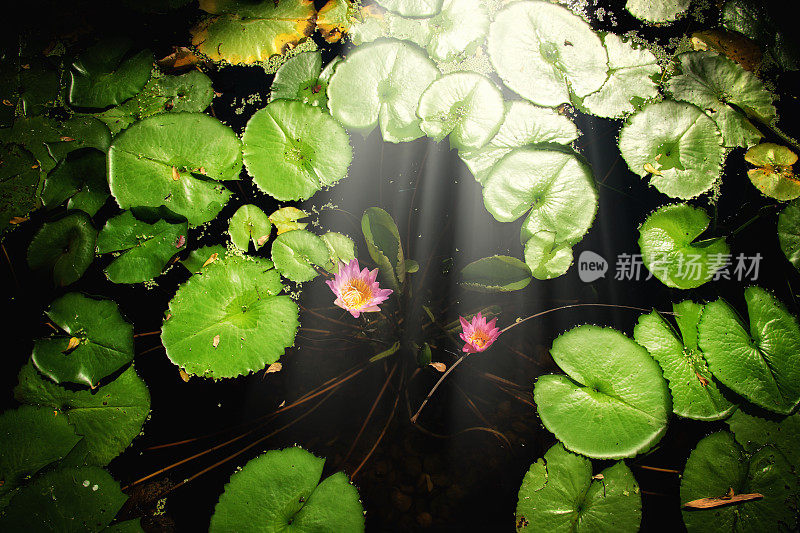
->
{"left": 180, "top": 244, "right": 228, "bottom": 273}
{"left": 362, "top": 206, "right": 405, "bottom": 290}
{"left": 523, "top": 231, "right": 573, "bottom": 280}
{"left": 271, "top": 229, "right": 331, "bottom": 282}
{"left": 625, "top": 0, "right": 689, "bottom": 23}
{"left": 161, "top": 255, "right": 299, "bottom": 378}
{"left": 242, "top": 100, "right": 352, "bottom": 201}
{"left": 638, "top": 203, "right": 730, "bottom": 289}
{"left": 229, "top": 204, "right": 271, "bottom": 251}
{"left": 487, "top": 1, "right": 607, "bottom": 107}
{"left": 327, "top": 39, "right": 439, "bottom": 142}
{"left": 459, "top": 101, "right": 578, "bottom": 184}
{"left": 680, "top": 431, "right": 797, "bottom": 532}
{"left": 191, "top": 0, "right": 316, "bottom": 65}
{"left": 745, "top": 143, "right": 799, "bottom": 200}
{"left": 270, "top": 51, "right": 336, "bottom": 108}
{"left": 321, "top": 232, "right": 356, "bottom": 272}
{"left": 634, "top": 301, "right": 735, "bottom": 420}
{"left": 667, "top": 51, "right": 776, "bottom": 148}
{"left": 698, "top": 286, "right": 800, "bottom": 415}
{"left": 270, "top": 206, "right": 309, "bottom": 234}
{"left": 417, "top": 72, "right": 504, "bottom": 151}
{"left": 619, "top": 100, "right": 724, "bottom": 199}
{"left": 515, "top": 443, "right": 641, "bottom": 532}
{"left": 726, "top": 408, "right": 800, "bottom": 467}
{"left": 317, "top": 0, "right": 353, "bottom": 43}
{"left": 0, "top": 466, "right": 128, "bottom": 532}
{"left": 778, "top": 199, "right": 800, "bottom": 270}
{"left": 460, "top": 255, "right": 532, "bottom": 292}
{"left": 68, "top": 37, "right": 153, "bottom": 109}
{"left": 533, "top": 325, "right": 671, "bottom": 459}
{"left": 31, "top": 293, "right": 134, "bottom": 388}
{"left": 15, "top": 363, "right": 150, "bottom": 467}
{"left": 210, "top": 447, "right": 364, "bottom": 532}
{"left": 96, "top": 211, "right": 188, "bottom": 283}
{"left": 424, "top": 0, "right": 489, "bottom": 62}
{"left": 580, "top": 33, "right": 660, "bottom": 119}
{"left": 374, "top": 0, "right": 442, "bottom": 17}
{"left": 27, "top": 212, "right": 97, "bottom": 287}
{"left": 0, "top": 405, "right": 81, "bottom": 498}
{"left": 41, "top": 149, "right": 109, "bottom": 216}
{"left": 108, "top": 113, "right": 241, "bottom": 226}
{"left": 0, "top": 142, "right": 41, "bottom": 231}
{"left": 482, "top": 148, "right": 598, "bottom": 244}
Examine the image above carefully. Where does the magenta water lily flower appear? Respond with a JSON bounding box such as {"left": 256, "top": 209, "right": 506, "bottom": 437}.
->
{"left": 326, "top": 259, "right": 393, "bottom": 318}
{"left": 459, "top": 312, "right": 501, "bottom": 353}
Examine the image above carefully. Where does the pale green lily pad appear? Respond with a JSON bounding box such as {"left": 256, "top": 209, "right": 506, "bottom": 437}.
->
{"left": 637, "top": 203, "right": 729, "bottom": 289}
{"left": 515, "top": 443, "right": 641, "bottom": 532}
{"left": 210, "top": 447, "right": 365, "bottom": 533}
{"left": 0, "top": 405, "right": 81, "bottom": 498}
{"left": 424, "top": 0, "right": 489, "bottom": 62}
{"left": 460, "top": 255, "right": 532, "bottom": 292}
{"left": 0, "top": 142, "right": 41, "bottom": 231}
{"left": 327, "top": 39, "right": 439, "bottom": 142}
{"left": 108, "top": 113, "right": 241, "bottom": 226}
{"left": 321, "top": 232, "right": 356, "bottom": 272}
{"left": 698, "top": 286, "right": 800, "bottom": 415}
{"left": 270, "top": 207, "right": 309, "bottom": 235}
{"left": 482, "top": 148, "right": 598, "bottom": 244}
{"left": 161, "top": 255, "right": 298, "bottom": 378}
{"left": 27, "top": 212, "right": 97, "bottom": 287}
{"left": 533, "top": 325, "right": 671, "bottom": 459}
{"left": 271, "top": 229, "right": 331, "bottom": 282}
{"left": 523, "top": 231, "right": 573, "bottom": 280}
{"left": 680, "top": 431, "right": 797, "bottom": 532}
{"left": 31, "top": 293, "right": 134, "bottom": 388}
{"left": 417, "top": 72, "right": 504, "bottom": 150}
{"left": 15, "top": 363, "right": 150, "bottom": 467}
{"left": 374, "top": 0, "right": 442, "bottom": 17}
{"left": 745, "top": 143, "right": 799, "bottom": 200}
{"left": 362, "top": 207, "right": 405, "bottom": 290}
{"left": 68, "top": 38, "right": 153, "bottom": 109}
{"left": 619, "top": 100, "right": 724, "bottom": 199}
{"left": 96, "top": 211, "right": 188, "bottom": 283}
{"left": 580, "top": 33, "right": 660, "bottom": 119}
{"left": 0, "top": 466, "right": 128, "bottom": 532}
{"left": 634, "top": 301, "right": 735, "bottom": 421}
{"left": 242, "top": 100, "right": 352, "bottom": 201}
{"left": 487, "top": 1, "right": 607, "bottom": 107}
{"left": 667, "top": 51, "right": 776, "bottom": 148}
{"left": 270, "top": 51, "right": 335, "bottom": 108}
{"left": 625, "top": 0, "right": 689, "bottom": 23}
{"left": 727, "top": 408, "right": 800, "bottom": 468}
{"left": 41, "top": 149, "right": 109, "bottom": 216}
{"left": 180, "top": 244, "right": 228, "bottom": 273}
{"left": 778, "top": 199, "right": 800, "bottom": 270}
{"left": 459, "top": 101, "right": 578, "bottom": 184}
{"left": 229, "top": 204, "right": 271, "bottom": 251}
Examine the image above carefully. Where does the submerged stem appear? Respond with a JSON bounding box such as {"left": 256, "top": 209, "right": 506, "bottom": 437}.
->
{"left": 410, "top": 353, "right": 468, "bottom": 424}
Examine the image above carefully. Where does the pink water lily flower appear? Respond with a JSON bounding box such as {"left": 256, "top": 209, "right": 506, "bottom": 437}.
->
{"left": 459, "top": 312, "right": 500, "bottom": 353}
{"left": 326, "top": 259, "right": 393, "bottom": 318}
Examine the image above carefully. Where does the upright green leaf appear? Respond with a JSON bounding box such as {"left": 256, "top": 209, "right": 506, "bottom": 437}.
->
{"left": 460, "top": 255, "right": 532, "bottom": 292}
{"left": 361, "top": 207, "right": 404, "bottom": 290}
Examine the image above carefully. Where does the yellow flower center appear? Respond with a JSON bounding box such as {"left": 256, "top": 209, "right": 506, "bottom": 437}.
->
{"left": 467, "top": 331, "right": 491, "bottom": 348}
{"left": 341, "top": 279, "right": 371, "bottom": 309}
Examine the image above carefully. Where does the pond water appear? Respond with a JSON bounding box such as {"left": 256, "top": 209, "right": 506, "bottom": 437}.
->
{"left": 2, "top": 0, "right": 799, "bottom": 531}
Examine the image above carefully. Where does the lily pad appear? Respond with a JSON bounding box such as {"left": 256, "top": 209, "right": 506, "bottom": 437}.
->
{"left": 459, "top": 101, "right": 578, "bottom": 184}
{"left": 191, "top": 0, "right": 316, "bottom": 65}
{"left": 417, "top": 72, "right": 504, "bottom": 150}
{"left": 271, "top": 229, "right": 331, "bottom": 282}
{"left": 0, "top": 142, "right": 41, "bottom": 231}
{"left": 482, "top": 148, "right": 598, "bottom": 244}
{"left": 180, "top": 244, "right": 228, "bottom": 273}
{"left": 667, "top": 51, "right": 776, "bottom": 148}
{"left": 637, "top": 204, "right": 729, "bottom": 289}
{"left": 0, "top": 466, "right": 128, "bottom": 532}
{"left": 515, "top": 443, "right": 641, "bottom": 532}
{"left": 424, "top": 0, "right": 489, "bottom": 62}
{"left": 460, "top": 255, "right": 532, "bottom": 292}
{"left": 523, "top": 231, "right": 573, "bottom": 280}
{"left": 31, "top": 293, "right": 134, "bottom": 388}
{"left": 619, "top": 100, "right": 724, "bottom": 199}
{"left": 745, "top": 143, "right": 798, "bottom": 200}
{"left": 27, "top": 212, "right": 97, "bottom": 286}
{"left": 108, "top": 113, "right": 241, "bottom": 226}
{"left": 161, "top": 255, "right": 299, "bottom": 378}
{"left": 15, "top": 362, "right": 150, "bottom": 467}
{"left": 0, "top": 405, "right": 81, "bottom": 498}
{"left": 362, "top": 207, "right": 405, "bottom": 290}
{"left": 229, "top": 204, "right": 271, "bottom": 251}
{"left": 580, "top": 33, "right": 660, "bottom": 119}
{"left": 778, "top": 199, "right": 800, "bottom": 270}
{"left": 270, "top": 207, "right": 309, "bottom": 234}
{"left": 533, "top": 325, "right": 671, "bottom": 459}
{"left": 374, "top": 0, "right": 442, "bottom": 17}
{"left": 726, "top": 408, "right": 800, "bottom": 468}
{"left": 625, "top": 0, "right": 689, "bottom": 23}
{"left": 321, "top": 232, "right": 356, "bottom": 272}
{"left": 210, "top": 447, "right": 365, "bottom": 532}
{"left": 680, "top": 431, "right": 797, "bottom": 532}
{"left": 68, "top": 38, "right": 153, "bottom": 109}
{"left": 487, "top": 1, "right": 608, "bottom": 107}
{"left": 242, "top": 100, "right": 352, "bottom": 201}
{"left": 317, "top": 0, "right": 353, "bottom": 43}
{"left": 269, "top": 51, "right": 336, "bottom": 108}
{"left": 722, "top": 0, "right": 799, "bottom": 71}
{"left": 634, "top": 301, "right": 735, "bottom": 420}
{"left": 41, "top": 149, "right": 109, "bottom": 216}
{"left": 698, "top": 286, "right": 800, "bottom": 415}
{"left": 327, "top": 39, "right": 439, "bottom": 142}
{"left": 96, "top": 211, "right": 188, "bottom": 283}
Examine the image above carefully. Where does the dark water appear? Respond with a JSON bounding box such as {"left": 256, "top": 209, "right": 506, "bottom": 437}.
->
{"left": 3, "top": 0, "right": 800, "bottom": 531}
